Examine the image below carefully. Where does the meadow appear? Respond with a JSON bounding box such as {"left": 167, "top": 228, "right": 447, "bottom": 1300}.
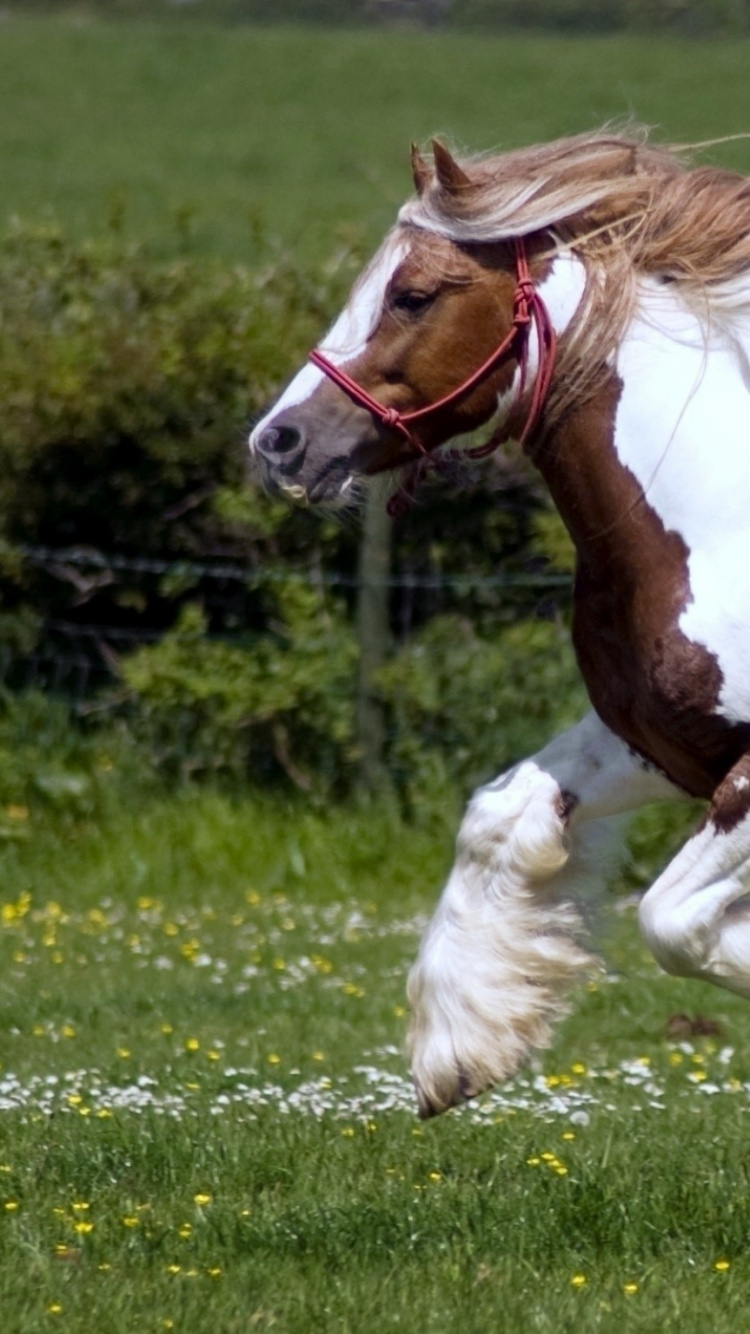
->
{"left": 3, "top": 790, "right": 750, "bottom": 1332}
{"left": 2, "top": 12, "right": 750, "bottom": 1333}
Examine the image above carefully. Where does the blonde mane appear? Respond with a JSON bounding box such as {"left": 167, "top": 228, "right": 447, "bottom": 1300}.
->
{"left": 399, "top": 126, "right": 750, "bottom": 425}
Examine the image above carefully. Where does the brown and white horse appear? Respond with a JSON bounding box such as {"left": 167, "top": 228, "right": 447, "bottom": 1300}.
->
{"left": 250, "top": 128, "right": 750, "bottom": 1118}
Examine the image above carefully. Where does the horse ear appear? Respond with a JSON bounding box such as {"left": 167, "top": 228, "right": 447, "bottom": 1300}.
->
{"left": 411, "top": 142, "right": 431, "bottom": 196}
{"left": 432, "top": 138, "right": 471, "bottom": 194}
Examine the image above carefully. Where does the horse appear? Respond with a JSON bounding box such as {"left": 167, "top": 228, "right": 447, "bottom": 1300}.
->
{"left": 249, "top": 126, "right": 750, "bottom": 1119}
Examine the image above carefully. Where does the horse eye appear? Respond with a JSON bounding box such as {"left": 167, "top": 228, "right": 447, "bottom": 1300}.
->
{"left": 391, "top": 290, "right": 435, "bottom": 315}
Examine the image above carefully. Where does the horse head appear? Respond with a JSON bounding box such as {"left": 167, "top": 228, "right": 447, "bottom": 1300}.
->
{"left": 249, "top": 142, "right": 552, "bottom": 509}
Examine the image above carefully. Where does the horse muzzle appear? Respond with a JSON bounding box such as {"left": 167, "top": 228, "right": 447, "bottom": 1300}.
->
{"left": 250, "top": 423, "right": 309, "bottom": 502}
{"left": 252, "top": 418, "right": 356, "bottom": 507}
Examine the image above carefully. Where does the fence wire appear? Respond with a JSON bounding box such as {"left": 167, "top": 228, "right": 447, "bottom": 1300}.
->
{"left": 13, "top": 543, "right": 572, "bottom": 591}
{"left": 1, "top": 542, "right": 573, "bottom": 702}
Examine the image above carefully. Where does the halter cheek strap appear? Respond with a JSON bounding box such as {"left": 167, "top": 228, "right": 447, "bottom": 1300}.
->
{"left": 308, "top": 237, "right": 557, "bottom": 463}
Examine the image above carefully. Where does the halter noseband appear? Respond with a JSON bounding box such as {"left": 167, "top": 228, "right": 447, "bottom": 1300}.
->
{"left": 308, "top": 237, "right": 557, "bottom": 466}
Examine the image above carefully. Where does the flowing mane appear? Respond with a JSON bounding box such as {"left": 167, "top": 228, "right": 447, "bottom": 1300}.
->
{"left": 399, "top": 126, "right": 750, "bottom": 424}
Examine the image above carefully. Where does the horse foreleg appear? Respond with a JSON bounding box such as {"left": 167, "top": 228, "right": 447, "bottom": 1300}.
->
{"left": 408, "top": 711, "right": 680, "bottom": 1118}
{"left": 639, "top": 754, "right": 750, "bottom": 996}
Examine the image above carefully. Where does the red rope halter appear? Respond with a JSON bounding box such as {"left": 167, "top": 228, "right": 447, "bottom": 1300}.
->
{"left": 309, "top": 238, "right": 556, "bottom": 455}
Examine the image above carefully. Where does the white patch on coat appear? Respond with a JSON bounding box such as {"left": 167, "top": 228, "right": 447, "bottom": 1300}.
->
{"left": 535, "top": 252, "right": 588, "bottom": 363}
{"left": 612, "top": 279, "right": 750, "bottom": 723}
{"left": 249, "top": 231, "right": 409, "bottom": 449}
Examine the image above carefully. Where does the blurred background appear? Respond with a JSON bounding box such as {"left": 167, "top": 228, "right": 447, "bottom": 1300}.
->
{"left": 0, "top": 0, "right": 747, "bottom": 828}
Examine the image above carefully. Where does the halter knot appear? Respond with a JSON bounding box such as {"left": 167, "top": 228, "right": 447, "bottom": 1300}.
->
{"left": 381, "top": 406, "right": 402, "bottom": 429}
{"left": 514, "top": 278, "right": 535, "bottom": 314}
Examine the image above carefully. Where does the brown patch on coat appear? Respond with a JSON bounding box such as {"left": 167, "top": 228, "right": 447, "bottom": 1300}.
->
{"left": 537, "top": 371, "right": 750, "bottom": 800}
{"left": 704, "top": 752, "right": 750, "bottom": 833}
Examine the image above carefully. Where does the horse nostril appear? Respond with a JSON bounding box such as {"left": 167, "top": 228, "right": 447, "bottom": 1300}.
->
{"left": 257, "top": 424, "right": 302, "bottom": 457}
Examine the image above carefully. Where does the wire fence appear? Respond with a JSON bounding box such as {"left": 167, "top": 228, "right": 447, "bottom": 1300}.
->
{"left": 13, "top": 542, "right": 573, "bottom": 591}
{"left": 1, "top": 542, "right": 574, "bottom": 702}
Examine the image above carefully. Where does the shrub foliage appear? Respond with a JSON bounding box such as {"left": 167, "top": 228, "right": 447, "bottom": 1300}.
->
{"left": 0, "top": 222, "right": 578, "bottom": 804}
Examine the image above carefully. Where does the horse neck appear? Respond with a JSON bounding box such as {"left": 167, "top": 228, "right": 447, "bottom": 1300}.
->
{"left": 530, "top": 257, "right": 642, "bottom": 563}
{"left": 534, "top": 373, "right": 631, "bottom": 564}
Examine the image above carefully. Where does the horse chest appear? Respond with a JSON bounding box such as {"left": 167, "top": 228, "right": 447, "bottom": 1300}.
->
{"left": 571, "top": 562, "right": 750, "bottom": 798}
{"left": 542, "top": 325, "right": 750, "bottom": 799}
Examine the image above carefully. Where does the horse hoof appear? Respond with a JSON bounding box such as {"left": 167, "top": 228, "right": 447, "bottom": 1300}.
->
{"left": 413, "top": 1068, "right": 486, "bottom": 1119}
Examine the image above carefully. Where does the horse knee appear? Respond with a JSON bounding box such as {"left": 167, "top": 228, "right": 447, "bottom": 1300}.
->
{"left": 458, "top": 762, "right": 570, "bottom": 887}
{"left": 638, "top": 892, "right": 706, "bottom": 978}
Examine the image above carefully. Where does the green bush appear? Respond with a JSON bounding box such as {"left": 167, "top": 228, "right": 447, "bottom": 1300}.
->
{"left": 0, "top": 222, "right": 334, "bottom": 557}
{"left": 116, "top": 591, "right": 359, "bottom": 789}
{"left": 0, "top": 221, "right": 372, "bottom": 662}
{"left": 0, "top": 689, "right": 150, "bottom": 831}
{"left": 377, "top": 612, "right": 586, "bottom": 808}
{"left": 0, "top": 221, "right": 563, "bottom": 808}
{"left": 113, "top": 598, "right": 586, "bottom": 804}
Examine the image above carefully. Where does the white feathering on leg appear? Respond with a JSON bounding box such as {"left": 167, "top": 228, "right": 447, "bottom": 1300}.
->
{"left": 407, "top": 762, "right": 622, "bottom": 1117}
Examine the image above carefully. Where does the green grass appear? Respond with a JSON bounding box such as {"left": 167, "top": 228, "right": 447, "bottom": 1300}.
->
{"left": 0, "top": 18, "right": 748, "bottom": 262}
{"left": 2, "top": 790, "right": 750, "bottom": 1332}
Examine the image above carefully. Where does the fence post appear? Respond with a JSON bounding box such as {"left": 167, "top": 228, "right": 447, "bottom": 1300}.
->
{"left": 355, "top": 489, "right": 392, "bottom": 793}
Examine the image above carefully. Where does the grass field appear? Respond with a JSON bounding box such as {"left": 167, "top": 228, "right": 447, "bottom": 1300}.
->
{"left": 0, "top": 17, "right": 748, "bottom": 262}
{"left": 2, "top": 792, "right": 750, "bottom": 1332}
